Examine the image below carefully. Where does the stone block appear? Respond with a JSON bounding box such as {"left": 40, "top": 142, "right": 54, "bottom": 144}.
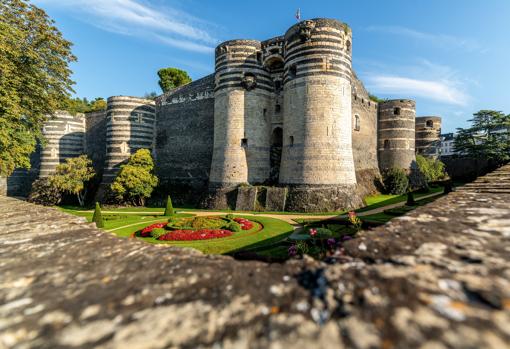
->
{"left": 265, "top": 187, "right": 287, "bottom": 211}
{"left": 235, "top": 186, "right": 258, "bottom": 211}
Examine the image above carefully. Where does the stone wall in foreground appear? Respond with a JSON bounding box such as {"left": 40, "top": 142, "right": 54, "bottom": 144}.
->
{"left": 0, "top": 164, "right": 509, "bottom": 348}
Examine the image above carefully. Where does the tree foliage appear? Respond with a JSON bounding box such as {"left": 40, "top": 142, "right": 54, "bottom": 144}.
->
{"left": 454, "top": 110, "right": 510, "bottom": 163}
{"left": 48, "top": 155, "right": 95, "bottom": 207}
{"left": 0, "top": 0, "right": 76, "bottom": 176}
{"left": 382, "top": 168, "right": 409, "bottom": 195}
{"left": 63, "top": 97, "right": 106, "bottom": 115}
{"left": 110, "top": 149, "right": 158, "bottom": 206}
{"left": 416, "top": 155, "right": 448, "bottom": 183}
{"left": 157, "top": 67, "right": 192, "bottom": 93}
{"left": 27, "top": 177, "right": 62, "bottom": 206}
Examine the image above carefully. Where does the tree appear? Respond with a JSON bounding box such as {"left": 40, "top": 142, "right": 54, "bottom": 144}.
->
{"left": 0, "top": 0, "right": 76, "bottom": 176}
{"left": 144, "top": 92, "right": 158, "bottom": 100}
{"left": 382, "top": 168, "right": 409, "bottom": 195}
{"left": 416, "top": 155, "right": 447, "bottom": 183}
{"left": 92, "top": 202, "right": 104, "bottom": 228}
{"left": 454, "top": 110, "right": 510, "bottom": 164}
{"left": 48, "top": 155, "right": 95, "bottom": 206}
{"left": 63, "top": 97, "right": 106, "bottom": 115}
{"left": 157, "top": 68, "right": 192, "bottom": 93}
{"left": 164, "top": 195, "right": 174, "bottom": 216}
{"left": 110, "top": 149, "right": 158, "bottom": 206}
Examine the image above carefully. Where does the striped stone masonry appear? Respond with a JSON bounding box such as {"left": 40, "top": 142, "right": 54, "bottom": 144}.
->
{"left": 102, "top": 96, "right": 156, "bottom": 184}
{"left": 416, "top": 116, "right": 442, "bottom": 157}
{"left": 378, "top": 99, "right": 417, "bottom": 170}
{"left": 39, "top": 111, "right": 86, "bottom": 177}
{"left": 210, "top": 40, "right": 273, "bottom": 187}
{"left": 280, "top": 18, "right": 356, "bottom": 187}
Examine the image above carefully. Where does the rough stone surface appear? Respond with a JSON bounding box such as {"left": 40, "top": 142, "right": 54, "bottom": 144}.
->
{"left": 235, "top": 186, "right": 258, "bottom": 211}
{"left": 265, "top": 186, "right": 288, "bottom": 211}
{"left": 1, "top": 165, "right": 510, "bottom": 348}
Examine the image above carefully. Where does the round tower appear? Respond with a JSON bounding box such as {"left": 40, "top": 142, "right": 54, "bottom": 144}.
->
{"left": 378, "top": 99, "right": 416, "bottom": 170}
{"left": 415, "top": 116, "right": 442, "bottom": 157}
{"left": 102, "top": 96, "right": 156, "bottom": 185}
{"left": 39, "top": 111, "right": 85, "bottom": 177}
{"left": 278, "top": 18, "right": 361, "bottom": 211}
{"left": 209, "top": 39, "right": 273, "bottom": 188}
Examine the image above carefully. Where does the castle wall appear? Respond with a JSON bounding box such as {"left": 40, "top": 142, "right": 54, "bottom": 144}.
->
{"left": 85, "top": 110, "right": 107, "bottom": 176}
{"left": 102, "top": 96, "right": 156, "bottom": 185}
{"left": 39, "top": 111, "right": 86, "bottom": 177}
{"left": 209, "top": 40, "right": 273, "bottom": 187}
{"left": 351, "top": 74, "right": 380, "bottom": 196}
{"left": 378, "top": 99, "right": 416, "bottom": 170}
{"left": 155, "top": 75, "right": 215, "bottom": 190}
{"left": 416, "top": 116, "right": 442, "bottom": 157}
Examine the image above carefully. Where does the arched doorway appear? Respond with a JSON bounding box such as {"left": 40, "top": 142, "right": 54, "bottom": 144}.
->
{"left": 270, "top": 127, "right": 283, "bottom": 184}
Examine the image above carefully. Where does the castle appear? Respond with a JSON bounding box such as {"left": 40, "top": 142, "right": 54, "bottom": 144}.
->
{"left": 3, "top": 18, "right": 442, "bottom": 212}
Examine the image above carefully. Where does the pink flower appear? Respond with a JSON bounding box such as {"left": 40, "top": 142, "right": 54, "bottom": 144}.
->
{"left": 309, "top": 228, "right": 317, "bottom": 237}
{"left": 348, "top": 211, "right": 356, "bottom": 219}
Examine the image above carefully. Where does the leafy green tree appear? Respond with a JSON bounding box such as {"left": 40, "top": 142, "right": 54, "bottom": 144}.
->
{"left": 416, "top": 155, "right": 447, "bottom": 183}
{"left": 92, "top": 202, "right": 104, "bottom": 228}
{"left": 382, "top": 168, "right": 409, "bottom": 195}
{"left": 157, "top": 68, "right": 192, "bottom": 93}
{"left": 110, "top": 149, "right": 158, "bottom": 206}
{"left": 164, "top": 195, "right": 174, "bottom": 216}
{"left": 454, "top": 110, "right": 510, "bottom": 163}
{"left": 144, "top": 92, "right": 158, "bottom": 100}
{"left": 48, "top": 155, "right": 95, "bottom": 206}
{"left": 0, "top": 0, "right": 76, "bottom": 176}
{"left": 63, "top": 97, "right": 106, "bottom": 114}
{"left": 27, "top": 177, "right": 62, "bottom": 206}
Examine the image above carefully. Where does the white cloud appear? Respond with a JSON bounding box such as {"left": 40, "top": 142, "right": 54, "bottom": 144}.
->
{"left": 34, "top": 0, "right": 218, "bottom": 53}
{"left": 366, "top": 75, "right": 469, "bottom": 106}
{"left": 366, "top": 25, "right": 485, "bottom": 53}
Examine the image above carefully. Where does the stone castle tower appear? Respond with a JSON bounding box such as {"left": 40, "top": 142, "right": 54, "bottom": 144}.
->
{"left": 415, "top": 116, "right": 442, "bottom": 157}
{"left": 2, "top": 18, "right": 443, "bottom": 211}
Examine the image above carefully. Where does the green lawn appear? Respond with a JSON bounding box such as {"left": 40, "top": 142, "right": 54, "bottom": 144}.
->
{"left": 60, "top": 207, "right": 295, "bottom": 255}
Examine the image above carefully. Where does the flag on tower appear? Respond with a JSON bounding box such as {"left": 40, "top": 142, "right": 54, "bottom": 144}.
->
{"left": 295, "top": 8, "right": 301, "bottom": 21}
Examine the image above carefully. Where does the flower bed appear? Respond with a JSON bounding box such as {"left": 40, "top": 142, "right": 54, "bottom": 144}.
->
{"left": 234, "top": 218, "right": 254, "bottom": 230}
{"left": 159, "top": 229, "right": 233, "bottom": 241}
{"left": 139, "top": 222, "right": 167, "bottom": 237}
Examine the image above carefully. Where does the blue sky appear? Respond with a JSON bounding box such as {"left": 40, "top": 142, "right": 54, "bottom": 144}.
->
{"left": 33, "top": 0, "right": 510, "bottom": 132}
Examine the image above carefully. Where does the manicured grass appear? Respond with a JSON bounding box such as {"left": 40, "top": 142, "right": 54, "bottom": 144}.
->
{"left": 61, "top": 207, "right": 295, "bottom": 255}
{"left": 358, "top": 186, "right": 443, "bottom": 213}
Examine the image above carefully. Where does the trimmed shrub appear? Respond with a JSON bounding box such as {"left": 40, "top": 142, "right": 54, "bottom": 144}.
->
{"left": 383, "top": 168, "right": 409, "bottom": 195}
{"left": 92, "top": 202, "right": 104, "bottom": 228}
{"left": 406, "top": 192, "right": 416, "bottom": 206}
{"left": 27, "top": 178, "right": 62, "bottom": 206}
{"left": 226, "top": 221, "right": 241, "bottom": 232}
{"left": 151, "top": 228, "right": 167, "bottom": 239}
{"left": 163, "top": 195, "right": 174, "bottom": 216}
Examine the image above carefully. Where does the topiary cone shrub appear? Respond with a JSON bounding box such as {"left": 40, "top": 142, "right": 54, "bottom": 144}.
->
{"left": 92, "top": 202, "right": 104, "bottom": 228}
{"left": 406, "top": 191, "right": 416, "bottom": 206}
{"left": 164, "top": 195, "right": 174, "bottom": 216}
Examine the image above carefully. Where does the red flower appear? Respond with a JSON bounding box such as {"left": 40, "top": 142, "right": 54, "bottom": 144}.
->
{"left": 233, "top": 218, "right": 254, "bottom": 230}
{"left": 139, "top": 222, "right": 167, "bottom": 237}
{"left": 158, "top": 229, "right": 233, "bottom": 241}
